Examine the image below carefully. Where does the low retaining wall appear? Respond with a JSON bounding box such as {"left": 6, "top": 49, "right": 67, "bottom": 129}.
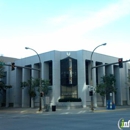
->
{"left": 56, "top": 102, "right": 82, "bottom": 108}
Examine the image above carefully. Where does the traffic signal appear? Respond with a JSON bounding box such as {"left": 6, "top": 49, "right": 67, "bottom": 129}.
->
{"left": 11, "top": 62, "right": 15, "bottom": 70}
{"left": 118, "top": 58, "right": 123, "bottom": 68}
{"left": 40, "top": 92, "right": 44, "bottom": 97}
{"left": 89, "top": 90, "right": 93, "bottom": 96}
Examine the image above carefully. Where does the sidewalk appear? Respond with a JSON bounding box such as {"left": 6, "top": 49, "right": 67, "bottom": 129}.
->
{"left": 0, "top": 105, "right": 129, "bottom": 114}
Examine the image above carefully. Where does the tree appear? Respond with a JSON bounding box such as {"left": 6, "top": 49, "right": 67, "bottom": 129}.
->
{"left": 0, "top": 61, "right": 12, "bottom": 106}
{"left": 0, "top": 61, "right": 12, "bottom": 90}
{"left": 41, "top": 80, "right": 50, "bottom": 96}
{"left": 96, "top": 74, "right": 117, "bottom": 106}
{"left": 21, "top": 77, "right": 50, "bottom": 97}
{"left": 96, "top": 83, "right": 106, "bottom": 106}
{"left": 0, "top": 61, "right": 5, "bottom": 79}
{"left": 21, "top": 78, "right": 37, "bottom": 97}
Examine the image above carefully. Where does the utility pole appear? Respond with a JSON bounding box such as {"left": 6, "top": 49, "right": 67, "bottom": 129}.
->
{"left": 90, "top": 43, "right": 107, "bottom": 111}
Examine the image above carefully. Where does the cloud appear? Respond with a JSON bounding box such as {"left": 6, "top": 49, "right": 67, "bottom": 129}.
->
{"left": 49, "top": 15, "right": 70, "bottom": 24}
{"left": 0, "top": 0, "right": 130, "bottom": 58}
{"left": 53, "top": 0, "right": 130, "bottom": 37}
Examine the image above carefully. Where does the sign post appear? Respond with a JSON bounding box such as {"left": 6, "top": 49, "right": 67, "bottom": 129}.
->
{"left": 88, "top": 85, "right": 96, "bottom": 111}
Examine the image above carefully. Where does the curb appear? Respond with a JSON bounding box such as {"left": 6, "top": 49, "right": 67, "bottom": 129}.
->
{"left": 0, "top": 107, "right": 129, "bottom": 114}
{"left": 20, "top": 108, "right": 128, "bottom": 114}
{"left": 94, "top": 108, "right": 127, "bottom": 113}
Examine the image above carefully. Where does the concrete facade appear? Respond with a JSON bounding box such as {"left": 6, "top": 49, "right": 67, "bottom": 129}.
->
{"left": 2, "top": 50, "right": 130, "bottom": 108}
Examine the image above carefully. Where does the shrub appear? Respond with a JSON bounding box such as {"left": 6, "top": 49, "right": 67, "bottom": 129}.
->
{"left": 58, "top": 97, "right": 82, "bottom": 102}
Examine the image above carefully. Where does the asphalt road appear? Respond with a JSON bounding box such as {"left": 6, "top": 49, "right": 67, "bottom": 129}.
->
{"left": 0, "top": 110, "right": 129, "bottom": 130}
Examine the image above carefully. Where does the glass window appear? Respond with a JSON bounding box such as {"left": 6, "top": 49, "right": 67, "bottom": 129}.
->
{"left": 49, "top": 61, "right": 52, "bottom": 85}
{"left": 85, "top": 61, "right": 89, "bottom": 85}
{"left": 60, "top": 57, "right": 78, "bottom": 98}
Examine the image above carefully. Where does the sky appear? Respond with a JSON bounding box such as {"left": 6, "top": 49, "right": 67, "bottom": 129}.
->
{"left": 0, "top": 0, "right": 130, "bottom": 60}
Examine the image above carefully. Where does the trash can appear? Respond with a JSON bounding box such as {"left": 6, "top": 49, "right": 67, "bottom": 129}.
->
{"left": 52, "top": 105, "right": 56, "bottom": 111}
{"left": 106, "top": 100, "right": 110, "bottom": 109}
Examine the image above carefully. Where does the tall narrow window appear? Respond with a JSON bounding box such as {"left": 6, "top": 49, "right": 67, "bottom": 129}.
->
{"left": 60, "top": 57, "right": 78, "bottom": 98}
{"left": 85, "top": 61, "right": 89, "bottom": 85}
{"left": 49, "top": 61, "right": 52, "bottom": 85}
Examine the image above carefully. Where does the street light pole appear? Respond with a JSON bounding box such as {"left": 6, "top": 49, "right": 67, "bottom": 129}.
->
{"left": 25, "top": 47, "right": 42, "bottom": 111}
{"left": 90, "top": 43, "right": 107, "bottom": 111}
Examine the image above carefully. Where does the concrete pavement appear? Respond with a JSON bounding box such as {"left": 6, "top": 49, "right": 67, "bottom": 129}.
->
{"left": 0, "top": 105, "right": 130, "bottom": 115}
{"left": 1, "top": 109, "right": 130, "bottom": 130}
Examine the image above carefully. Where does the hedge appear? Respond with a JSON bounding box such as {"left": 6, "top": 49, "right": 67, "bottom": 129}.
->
{"left": 58, "top": 97, "right": 82, "bottom": 102}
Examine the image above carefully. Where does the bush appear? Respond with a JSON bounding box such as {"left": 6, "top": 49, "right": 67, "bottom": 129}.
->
{"left": 58, "top": 97, "right": 82, "bottom": 102}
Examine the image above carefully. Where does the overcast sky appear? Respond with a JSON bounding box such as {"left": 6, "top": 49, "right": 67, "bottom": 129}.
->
{"left": 0, "top": 0, "right": 130, "bottom": 60}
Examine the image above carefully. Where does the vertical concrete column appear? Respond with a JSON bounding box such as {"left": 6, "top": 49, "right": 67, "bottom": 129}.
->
{"left": 12, "top": 69, "right": 19, "bottom": 107}
{"left": 13, "top": 68, "right": 22, "bottom": 107}
{"left": 41, "top": 62, "right": 44, "bottom": 80}
{"left": 31, "top": 64, "right": 37, "bottom": 108}
{"left": 124, "top": 63, "right": 129, "bottom": 105}
{"left": 22, "top": 68, "right": 30, "bottom": 107}
{"left": 40, "top": 62, "right": 44, "bottom": 108}
{"left": 97, "top": 64, "right": 104, "bottom": 83}
{"left": 77, "top": 53, "right": 86, "bottom": 108}
{"left": 82, "top": 83, "right": 87, "bottom": 108}
{"left": 92, "top": 61, "right": 97, "bottom": 107}
{"left": 14, "top": 68, "right": 22, "bottom": 107}
{"left": 86, "top": 61, "right": 92, "bottom": 107}
{"left": 106, "top": 65, "right": 113, "bottom": 75}
{"left": 102, "top": 67, "right": 106, "bottom": 106}
{"left": 97, "top": 63, "right": 106, "bottom": 106}
{"left": 51, "top": 60, "right": 60, "bottom": 107}
{"left": 32, "top": 64, "right": 39, "bottom": 79}
{"left": 119, "top": 69, "right": 122, "bottom": 105}
{"left": 108, "top": 65, "right": 115, "bottom": 103}
{"left": 124, "top": 63, "right": 130, "bottom": 105}
{"left": 42, "top": 62, "right": 51, "bottom": 108}
{"left": 8, "top": 67, "right": 16, "bottom": 107}
{"left": 112, "top": 92, "right": 115, "bottom": 104}
{"left": 105, "top": 65, "right": 116, "bottom": 105}
{"left": 114, "top": 66, "right": 122, "bottom": 105}
{"left": 6, "top": 66, "right": 10, "bottom": 107}
{"left": 22, "top": 68, "right": 25, "bottom": 108}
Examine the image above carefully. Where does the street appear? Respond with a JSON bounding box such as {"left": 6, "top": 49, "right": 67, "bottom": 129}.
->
{"left": 0, "top": 110, "right": 130, "bottom": 130}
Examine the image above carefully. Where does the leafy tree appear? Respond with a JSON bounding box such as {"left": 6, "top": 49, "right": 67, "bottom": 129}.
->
{"left": 21, "top": 77, "right": 50, "bottom": 97}
{"left": 96, "top": 74, "right": 117, "bottom": 106}
{"left": 0, "top": 61, "right": 5, "bottom": 79}
{"left": 0, "top": 61, "right": 12, "bottom": 90}
{"left": 0, "top": 61, "right": 12, "bottom": 105}
{"left": 21, "top": 78, "right": 37, "bottom": 97}
{"left": 41, "top": 80, "right": 50, "bottom": 96}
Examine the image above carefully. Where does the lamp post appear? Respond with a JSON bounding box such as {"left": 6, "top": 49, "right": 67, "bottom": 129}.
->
{"left": 90, "top": 43, "right": 107, "bottom": 111}
{"left": 25, "top": 47, "right": 42, "bottom": 111}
